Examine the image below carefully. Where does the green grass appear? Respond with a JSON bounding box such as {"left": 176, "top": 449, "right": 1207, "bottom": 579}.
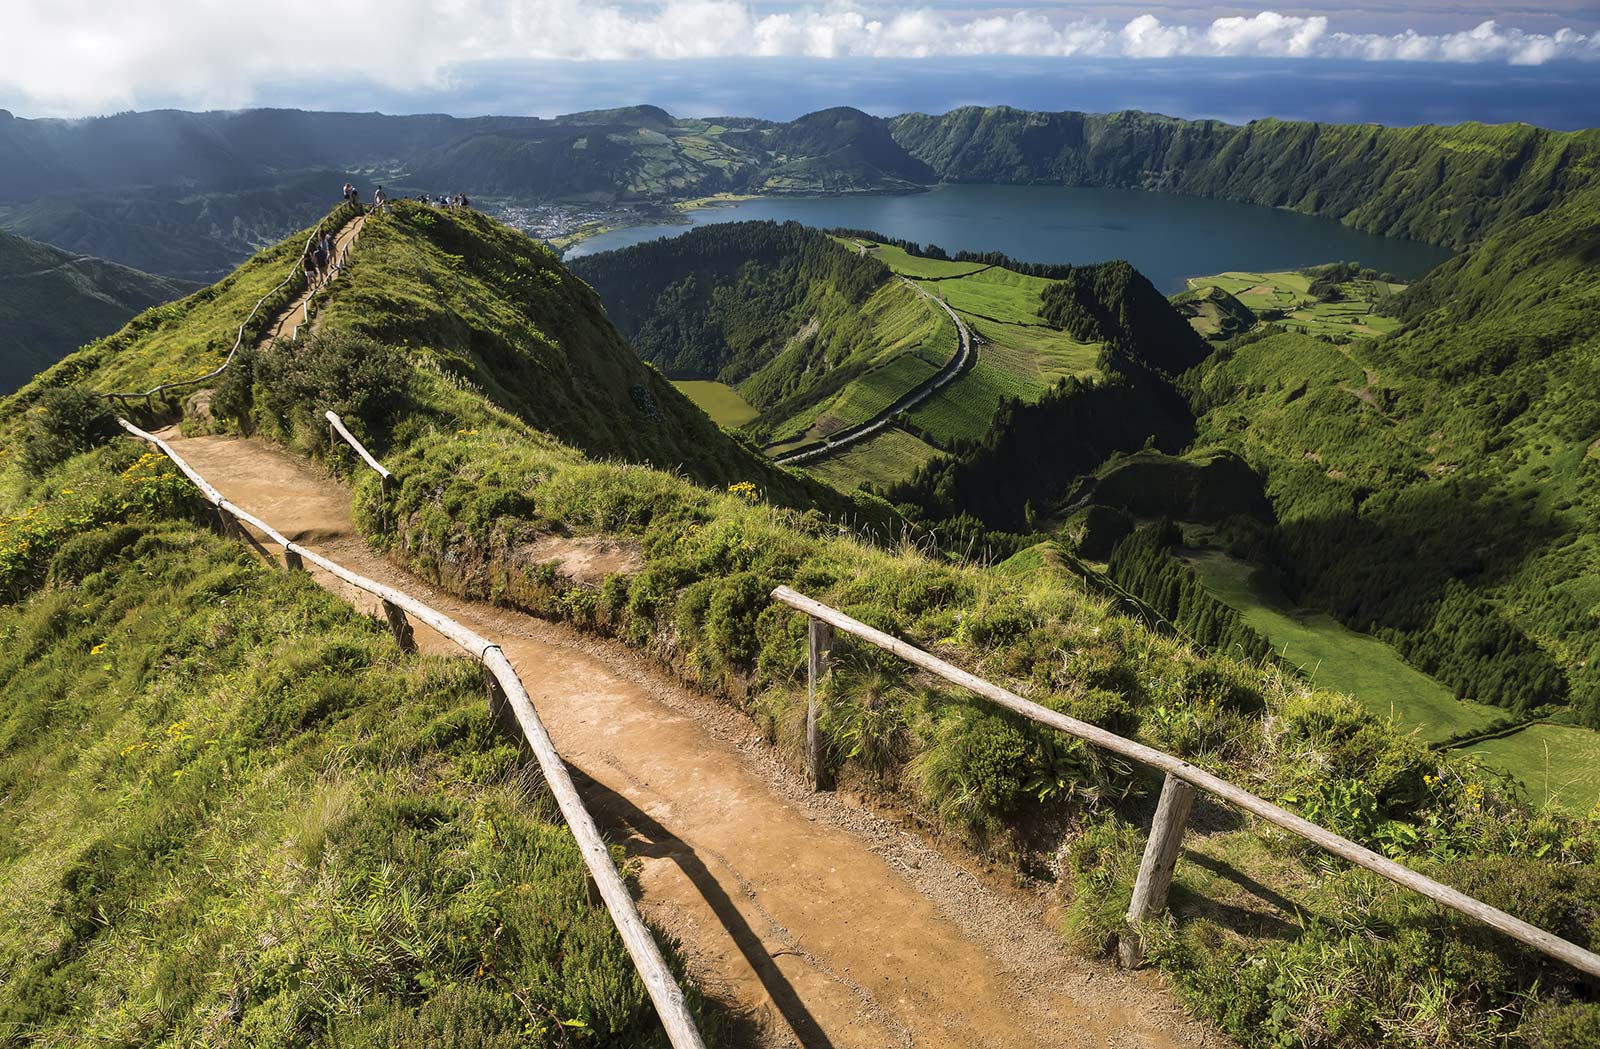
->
{"left": 1184, "top": 269, "right": 1405, "bottom": 341}
{"left": 804, "top": 425, "right": 941, "bottom": 490}
{"left": 837, "top": 240, "right": 990, "bottom": 279}
{"left": 1462, "top": 724, "right": 1600, "bottom": 811}
{"left": 1182, "top": 549, "right": 1504, "bottom": 742}
{"left": 967, "top": 316, "right": 1100, "bottom": 393}
{"left": 912, "top": 267, "right": 1052, "bottom": 323}
{"left": 0, "top": 443, "right": 712, "bottom": 1046}
{"left": 673, "top": 380, "right": 759, "bottom": 427}
{"left": 902, "top": 346, "right": 1074, "bottom": 448}
{"left": 761, "top": 281, "right": 954, "bottom": 448}
{"left": 18, "top": 203, "right": 1600, "bottom": 1049}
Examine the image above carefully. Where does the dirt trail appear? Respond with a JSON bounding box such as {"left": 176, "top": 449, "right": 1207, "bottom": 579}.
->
{"left": 259, "top": 214, "right": 366, "bottom": 344}
{"left": 155, "top": 429, "right": 1229, "bottom": 1049}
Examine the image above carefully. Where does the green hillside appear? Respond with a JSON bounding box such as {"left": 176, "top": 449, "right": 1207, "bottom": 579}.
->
{"left": 889, "top": 107, "right": 1600, "bottom": 249}
{"left": 0, "top": 442, "right": 712, "bottom": 1044}
{"left": 1187, "top": 187, "right": 1600, "bottom": 725}
{"left": 5, "top": 202, "right": 1600, "bottom": 1047}
{"left": 0, "top": 230, "right": 193, "bottom": 394}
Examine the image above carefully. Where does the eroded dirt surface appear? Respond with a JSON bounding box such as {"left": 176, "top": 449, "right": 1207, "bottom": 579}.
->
{"left": 153, "top": 430, "right": 1231, "bottom": 1049}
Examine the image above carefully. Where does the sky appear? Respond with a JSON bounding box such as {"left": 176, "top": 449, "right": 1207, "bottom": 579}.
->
{"left": 0, "top": 3, "right": 1596, "bottom": 124}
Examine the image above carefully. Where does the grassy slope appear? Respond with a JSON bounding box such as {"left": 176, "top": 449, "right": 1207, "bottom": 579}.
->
{"left": 673, "top": 380, "right": 759, "bottom": 427}
{"left": 0, "top": 230, "right": 195, "bottom": 394}
{"left": 757, "top": 277, "right": 953, "bottom": 449}
{"left": 0, "top": 444, "right": 708, "bottom": 1045}
{"left": 1189, "top": 188, "right": 1600, "bottom": 719}
{"left": 857, "top": 240, "right": 1101, "bottom": 450}
{"left": 1463, "top": 724, "right": 1600, "bottom": 811}
{"left": 1183, "top": 269, "right": 1404, "bottom": 341}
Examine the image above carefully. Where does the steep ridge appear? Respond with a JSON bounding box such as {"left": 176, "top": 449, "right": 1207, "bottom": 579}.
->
{"left": 8, "top": 202, "right": 1600, "bottom": 1047}
{"left": 888, "top": 107, "right": 1600, "bottom": 249}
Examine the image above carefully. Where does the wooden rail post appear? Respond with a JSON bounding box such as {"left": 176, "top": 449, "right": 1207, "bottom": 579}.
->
{"left": 283, "top": 548, "right": 304, "bottom": 573}
{"left": 481, "top": 659, "right": 524, "bottom": 746}
{"left": 1119, "top": 771, "right": 1197, "bottom": 969}
{"left": 380, "top": 599, "right": 416, "bottom": 653}
{"left": 806, "top": 617, "right": 834, "bottom": 791}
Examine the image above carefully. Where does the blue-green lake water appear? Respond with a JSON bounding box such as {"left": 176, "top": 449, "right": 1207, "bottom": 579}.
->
{"left": 565, "top": 183, "right": 1454, "bottom": 292}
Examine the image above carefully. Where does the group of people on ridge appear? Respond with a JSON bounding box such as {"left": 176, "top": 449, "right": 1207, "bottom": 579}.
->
{"left": 303, "top": 228, "right": 339, "bottom": 284}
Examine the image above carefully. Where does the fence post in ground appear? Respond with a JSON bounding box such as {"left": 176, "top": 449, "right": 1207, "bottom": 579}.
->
{"left": 1120, "top": 771, "right": 1197, "bottom": 969}
{"left": 481, "top": 658, "right": 524, "bottom": 745}
{"left": 381, "top": 599, "right": 417, "bottom": 653}
{"left": 283, "top": 548, "right": 304, "bottom": 573}
{"left": 807, "top": 617, "right": 834, "bottom": 791}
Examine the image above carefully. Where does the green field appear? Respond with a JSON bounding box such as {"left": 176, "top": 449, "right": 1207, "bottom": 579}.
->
{"left": 1462, "top": 723, "right": 1600, "bottom": 811}
{"left": 1184, "top": 269, "right": 1405, "bottom": 341}
{"left": 913, "top": 266, "right": 1051, "bottom": 321}
{"left": 1183, "top": 549, "right": 1504, "bottom": 742}
{"left": 839, "top": 239, "right": 989, "bottom": 279}
{"left": 674, "top": 379, "right": 759, "bottom": 427}
{"left": 805, "top": 425, "right": 942, "bottom": 490}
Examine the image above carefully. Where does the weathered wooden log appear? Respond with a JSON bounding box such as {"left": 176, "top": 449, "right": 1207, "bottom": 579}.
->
{"left": 807, "top": 617, "right": 834, "bottom": 791}
{"left": 382, "top": 599, "right": 417, "bottom": 653}
{"left": 1119, "top": 772, "right": 1196, "bottom": 968}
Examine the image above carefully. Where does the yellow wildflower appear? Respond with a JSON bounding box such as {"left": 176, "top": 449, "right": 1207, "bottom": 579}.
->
{"left": 90, "top": 643, "right": 107, "bottom": 655}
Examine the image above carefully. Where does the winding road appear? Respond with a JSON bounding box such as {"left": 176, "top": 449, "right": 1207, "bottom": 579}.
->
{"left": 774, "top": 279, "right": 972, "bottom": 467}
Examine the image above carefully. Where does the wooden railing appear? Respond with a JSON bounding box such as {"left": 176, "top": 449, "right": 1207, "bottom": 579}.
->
{"left": 326, "top": 410, "right": 393, "bottom": 496}
{"left": 103, "top": 205, "right": 361, "bottom": 408}
{"left": 117, "top": 418, "right": 708, "bottom": 1049}
{"left": 771, "top": 585, "right": 1600, "bottom": 978}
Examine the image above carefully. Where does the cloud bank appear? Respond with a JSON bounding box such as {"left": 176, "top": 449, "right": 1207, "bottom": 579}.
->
{"left": 3, "top": 5, "right": 1597, "bottom": 116}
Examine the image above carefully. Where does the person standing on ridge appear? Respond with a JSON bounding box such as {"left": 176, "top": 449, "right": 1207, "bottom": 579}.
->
{"left": 374, "top": 185, "right": 386, "bottom": 211}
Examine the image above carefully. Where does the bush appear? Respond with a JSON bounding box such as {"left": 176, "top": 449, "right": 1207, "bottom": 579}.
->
{"left": 213, "top": 331, "right": 412, "bottom": 455}
{"left": 18, "top": 387, "right": 120, "bottom": 476}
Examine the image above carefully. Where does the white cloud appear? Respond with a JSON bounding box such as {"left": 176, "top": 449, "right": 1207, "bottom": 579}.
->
{"left": 1, "top": 4, "right": 1596, "bottom": 116}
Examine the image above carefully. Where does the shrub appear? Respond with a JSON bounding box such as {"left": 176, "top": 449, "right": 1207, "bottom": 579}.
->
{"left": 17, "top": 387, "right": 119, "bottom": 476}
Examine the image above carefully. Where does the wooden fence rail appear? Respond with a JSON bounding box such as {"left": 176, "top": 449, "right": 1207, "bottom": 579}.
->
{"left": 771, "top": 585, "right": 1600, "bottom": 978}
{"left": 325, "top": 410, "right": 393, "bottom": 496}
{"left": 118, "top": 418, "right": 707, "bottom": 1049}
{"left": 102, "top": 206, "right": 359, "bottom": 406}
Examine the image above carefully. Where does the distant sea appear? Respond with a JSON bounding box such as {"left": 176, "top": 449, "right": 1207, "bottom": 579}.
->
{"left": 286, "top": 57, "right": 1600, "bottom": 130}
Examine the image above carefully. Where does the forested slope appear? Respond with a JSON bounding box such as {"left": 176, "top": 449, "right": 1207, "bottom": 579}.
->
{"left": 0, "top": 229, "right": 192, "bottom": 393}
{"left": 889, "top": 107, "right": 1600, "bottom": 249}
{"left": 1187, "top": 187, "right": 1600, "bottom": 723}
{"left": 3, "top": 202, "right": 1600, "bottom": 1046}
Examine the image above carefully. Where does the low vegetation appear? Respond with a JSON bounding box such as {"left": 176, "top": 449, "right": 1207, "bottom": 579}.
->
{"left": 0, "top": 441, "right": 713, "bottom": 1045}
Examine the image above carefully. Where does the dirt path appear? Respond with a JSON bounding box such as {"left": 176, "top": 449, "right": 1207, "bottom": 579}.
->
{"left": 155, "top": 429, "right": 1229, "bottom": 1049}
{"left": 259, "top": 213, "right": 366, "bottom": 344}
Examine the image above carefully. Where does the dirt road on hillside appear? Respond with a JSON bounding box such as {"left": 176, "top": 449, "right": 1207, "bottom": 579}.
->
{"left": 153, "top": 429, "right": 1230, "bottom": 1049}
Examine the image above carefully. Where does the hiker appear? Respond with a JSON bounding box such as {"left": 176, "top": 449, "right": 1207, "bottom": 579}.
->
{"left": 373, "top": 185, "right": 386, "bottom": 211}
{"left": 312, "top": 239, "right": 328, "bottom": 278}
{"left": 321, "top": 231, "right": 335, "bottom": 269}
{"left": 341, "top": 181, "right": 353, "bottom": 203}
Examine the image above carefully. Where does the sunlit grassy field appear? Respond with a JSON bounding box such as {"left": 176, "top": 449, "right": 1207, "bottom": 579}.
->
{"left": 1184, "top": 269, "right": 1406, "bottom": 341}
{"left": 674, "top": 380, "right": 759, "bottom": 427}
{"left": 1183, "top": 549, "right": 1504, "bottom": 742}
{"left": 1463, "top": 723, "right": 1600, "bottom": 811}
{"left": 805, "top": 425, "right": 942, "bottom": 490}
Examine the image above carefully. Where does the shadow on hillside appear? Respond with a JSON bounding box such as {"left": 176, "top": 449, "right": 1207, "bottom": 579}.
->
{"left": 570, "top": 768, "right": 838, "bottom": 1049}
{"left": 1173, "top": 849, "right": 1304, "bottom": 943}
{"left": 1272, "top": 478, "right": 1571, "bottom": 710}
